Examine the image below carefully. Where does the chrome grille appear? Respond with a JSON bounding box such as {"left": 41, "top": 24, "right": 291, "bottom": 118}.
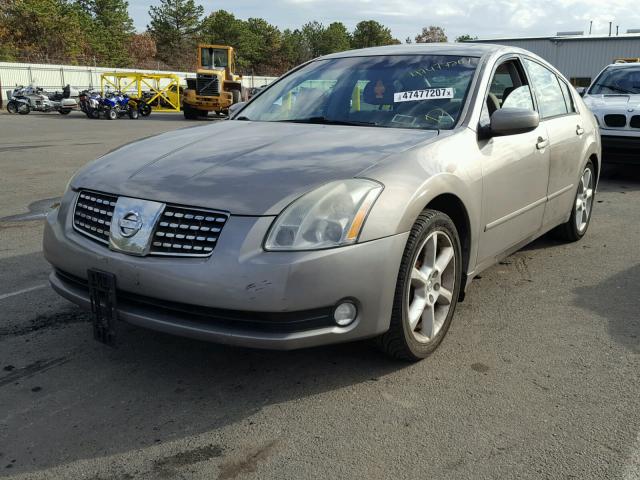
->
{"left": 72, "top": 190, "right": 228, "bottom": 258}
{"left": 196, "top": 74, "right": 220, "bottom": 96}
{"left": 73, "top": 191, "right": 117, "bottom": 244}
{"left": 150, "top": 205, "right": 228, "bottom": 257}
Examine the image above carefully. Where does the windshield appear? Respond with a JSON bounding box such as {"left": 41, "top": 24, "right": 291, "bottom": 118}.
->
{"left": 589, "top": 66, "right": 640, "bottom": 94}
{"left": 238, "top": 55, "right": 480, "bottom": 130}
{"left": 201, "top": 48, "right": 229, "bottom": 69}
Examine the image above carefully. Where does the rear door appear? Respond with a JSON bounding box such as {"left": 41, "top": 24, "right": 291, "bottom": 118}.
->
{"left": 523, "top": 58, "right": 583, "bottom": 227}
{"left": 477, "top": 58, "right": 551, "bottom": 264}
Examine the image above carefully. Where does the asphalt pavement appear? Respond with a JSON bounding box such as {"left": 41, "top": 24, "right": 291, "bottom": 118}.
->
{"left": 0, "top": 111, "right": 639, "bottom": 480}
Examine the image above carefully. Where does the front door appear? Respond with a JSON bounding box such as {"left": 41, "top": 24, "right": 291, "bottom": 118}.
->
{"left": 477, "top": 59, "right": 550, "bottom": 264}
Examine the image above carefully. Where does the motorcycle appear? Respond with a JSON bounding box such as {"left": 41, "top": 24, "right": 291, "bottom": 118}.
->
{"left": 6, "top": 84, "right": 78, "bottom": 115}
{"left": 78, "top": 90, "right": 102, "bottom": 119}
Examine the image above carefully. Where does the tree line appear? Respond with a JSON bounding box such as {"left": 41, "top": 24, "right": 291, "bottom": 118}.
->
{"left": 0, "top": 0, "right": 476, "bottom": 75}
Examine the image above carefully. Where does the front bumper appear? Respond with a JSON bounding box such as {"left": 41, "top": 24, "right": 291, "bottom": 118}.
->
{"left": 44, "top": 190, "right": 408, "bottom": 349}
{"left": 601, "top": 135, "right": 640, "bottom": 164}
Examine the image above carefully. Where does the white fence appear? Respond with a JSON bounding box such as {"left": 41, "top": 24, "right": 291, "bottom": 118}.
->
{"left": 0, "top": 61, "right": 276, "bottom": 102}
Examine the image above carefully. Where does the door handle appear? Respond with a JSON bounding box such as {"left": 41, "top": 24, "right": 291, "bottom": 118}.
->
{"left": 536, "top": 137, "right": 549, "bottom": 150}
{"left": 576, "top": 125, "right": 585, "bottom": 135}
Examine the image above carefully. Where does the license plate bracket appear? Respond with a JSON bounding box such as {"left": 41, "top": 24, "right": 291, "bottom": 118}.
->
{"left": 88, "top": 269, "right": 118, "bottom": 345}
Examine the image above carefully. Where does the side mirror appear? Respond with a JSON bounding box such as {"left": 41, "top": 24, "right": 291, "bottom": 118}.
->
{"left": 488, "top": 108, "right": 540, "bottom": 137}
{"left": 576, "top": 87, "right": 586, "bottom": 97}
{"left": 228, "top": 101, "right": 246, "bottom": 118}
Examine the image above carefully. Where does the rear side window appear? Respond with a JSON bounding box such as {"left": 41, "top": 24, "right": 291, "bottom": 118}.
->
{"left": 523, "top": 59, "right": 568, "bottom": 119}
{"left": 558, "top": 80, "right": 576, "bottom": 113}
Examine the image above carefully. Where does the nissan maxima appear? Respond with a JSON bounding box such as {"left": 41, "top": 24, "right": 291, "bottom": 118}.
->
{"left": 44, "top": 44, "right": 600, "bottom": 360}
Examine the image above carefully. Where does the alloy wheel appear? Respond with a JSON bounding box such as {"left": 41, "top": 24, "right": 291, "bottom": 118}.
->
{"left": 575, "top": 167, "right": 594, "bottom": 233}
{"left": 406, "top": 230, "right": 456, "bottom": 342}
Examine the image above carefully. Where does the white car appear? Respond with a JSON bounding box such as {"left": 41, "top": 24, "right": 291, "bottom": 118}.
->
{"left": 581, "top": 63, "right": 640, "bottom": 164}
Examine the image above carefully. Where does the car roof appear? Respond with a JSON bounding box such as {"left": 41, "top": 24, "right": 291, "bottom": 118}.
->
{"left": 605, "top": 62, "right": 640, "bottom": 69}
{"left": 319, "top": 43, "right": 519, "bottom": 60}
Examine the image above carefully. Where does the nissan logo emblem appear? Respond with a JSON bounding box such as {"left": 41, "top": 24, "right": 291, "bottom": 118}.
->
{"left": 118, "top": 211, "right": 143, "bottom": 237}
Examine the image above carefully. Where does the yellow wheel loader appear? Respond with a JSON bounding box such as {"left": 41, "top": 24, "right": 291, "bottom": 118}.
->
{"left": 182, "top": 45, "right": 243, "bottom": 119}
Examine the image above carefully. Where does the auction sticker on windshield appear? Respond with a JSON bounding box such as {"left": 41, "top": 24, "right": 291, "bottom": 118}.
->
{"left": 394, "top": 88, "right": 454, "bottom": 102}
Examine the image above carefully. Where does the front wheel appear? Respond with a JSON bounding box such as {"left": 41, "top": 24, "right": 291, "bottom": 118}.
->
{"left": 553, "top": 160, "right": 595, "bottom": 242}
{"left": 106, "top": 109, "right": 117, "bottom": 120}
{"left": 7, "top": 101, "right": 19, "bottom": 114}
{"left": 59, "top": 109, "right": 71, "bottom": 115}
{"left": 183, "top": 103, "right": 200, "bottom": 119}
{"left": 376, "top": 210, "right": 462, "bottom": 361}
{"left": 128, "top": 108, "right": 139, "bottom": 119}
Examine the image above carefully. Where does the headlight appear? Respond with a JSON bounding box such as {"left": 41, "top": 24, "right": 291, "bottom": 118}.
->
{"left": 264, "top": 179, "right": 383, "bottom": 251}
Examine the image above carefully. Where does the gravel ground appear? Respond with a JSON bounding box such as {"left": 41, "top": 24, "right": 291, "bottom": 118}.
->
{"left": 0, "top": 112, "right": 639, "bottom": 480}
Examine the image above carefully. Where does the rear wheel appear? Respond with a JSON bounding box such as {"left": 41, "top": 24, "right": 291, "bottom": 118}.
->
{"left": 7, "top": 101, "right": 18, "bottom": 114}
{"left": 376, "top": 210, "right": 462, "bottom": 361}
{"left": 553, "top": 160, "right": 595, "bottom": 242}
{"left": 138, "top": 102, "right": 151, "bottom": 117}
{"left": 128, "top": 108, "right": 139, "bottom": 119}
{"left": 17, "top": 103, "right": 30, "bottom": 115}
{"left": 106, "top": 109, "right": 117, "bottom": 120}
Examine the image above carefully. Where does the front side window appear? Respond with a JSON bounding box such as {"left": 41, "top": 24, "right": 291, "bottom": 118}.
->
{"left": 524, "top": 59, "right": 568, "bottom": 119}
{"left": 588, "top": 66, "right": 640, "bottom": 95}
{"left": 239, "top": 55, "right": 480, "bottom": 130}
{"left": 479, "top": 60, "right": 534, "bottom": 128}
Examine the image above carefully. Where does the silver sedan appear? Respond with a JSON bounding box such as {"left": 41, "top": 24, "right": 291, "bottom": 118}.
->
{"left": 44, "top": 44, "right": 600, "bottom": 360}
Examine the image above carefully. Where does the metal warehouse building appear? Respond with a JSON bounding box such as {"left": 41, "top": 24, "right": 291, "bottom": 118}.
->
{"left": 471, "top": 32, "right": 640, "bottom": 87}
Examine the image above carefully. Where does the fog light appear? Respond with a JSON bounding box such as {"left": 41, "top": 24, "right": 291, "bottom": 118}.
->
{"left": 334, "top": 302, "right": 357, "bottom": 326}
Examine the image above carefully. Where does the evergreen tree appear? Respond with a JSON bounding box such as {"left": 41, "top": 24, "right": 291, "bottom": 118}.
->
{"left": 89, "top": 0, "right": 135, "bottom": 66}
{"left": 148, "top": 0, "right": 204, "bottom": 69}
{"left": 351, "top": 20, "right": 397, "bottom": 49}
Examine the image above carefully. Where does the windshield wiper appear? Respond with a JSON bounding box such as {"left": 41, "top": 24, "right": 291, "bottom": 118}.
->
{"left": 592, "top": 83, "right": 634, "bottom": 94}
{"left": 277, "top": 116, "right": 379, "bottom": 127}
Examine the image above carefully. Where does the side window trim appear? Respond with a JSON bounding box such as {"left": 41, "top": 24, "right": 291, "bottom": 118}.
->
{"left": 558, "top": 78, "right": 579, "bottom": 115}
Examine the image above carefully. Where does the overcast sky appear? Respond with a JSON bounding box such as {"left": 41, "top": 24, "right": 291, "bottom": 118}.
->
{"left": 129, "top": 0, "right": 640, "bottom": 41}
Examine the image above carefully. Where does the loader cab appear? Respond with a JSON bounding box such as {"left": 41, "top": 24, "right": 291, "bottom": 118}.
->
{"left": 198, "top": 45, "right": 235, "bottom": 75}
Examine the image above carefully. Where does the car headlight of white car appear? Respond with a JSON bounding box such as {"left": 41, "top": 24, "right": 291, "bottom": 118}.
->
{"left": 264, "top": 179, "right": 383, "bottom": 251}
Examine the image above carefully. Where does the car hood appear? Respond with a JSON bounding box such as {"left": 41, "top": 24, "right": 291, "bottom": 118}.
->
{"left": 71, "top": 121, "right": 438, "bottom": 215}
{"left": 584, "top": 94, "right": 640, "bottom": 112}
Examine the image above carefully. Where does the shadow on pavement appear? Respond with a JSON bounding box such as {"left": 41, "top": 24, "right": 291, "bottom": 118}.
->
{"left": 598, "top": 164, "right": 640, "bottom": 192}
{"left": 0, "top": 288, "right": 407, "bottom": 473}
{"left": 573, "top": 264, "right": 640, "bottom": 354}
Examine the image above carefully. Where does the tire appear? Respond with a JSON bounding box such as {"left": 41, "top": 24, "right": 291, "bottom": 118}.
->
{"left": 376, "top": 210, "right": 463, "bottom": 361}
{"left": 139, "top": 102, "right": 151, "bottom": 117}
{"left": 553, "top": 160, "right": 596, "bottom": 242}
{"left": 7, "top": 101, "right": 18, "bottom": 114}
{"left": 59, "top": 109, "right": 71, "bottom": 115}
{"left": 183, "top": 103, "right": 199, "bottom": 120}
{"left": 17, "top": 103, "right": 30, "bottom": 115}
{"left": 128, "top": 108, "right": 139, "bottom": 120}
{"left": 106, "top": 109, "right": 117, "bottom": 120}
{"left": 232, "top": 89, "right": 241, "bottom": 104}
